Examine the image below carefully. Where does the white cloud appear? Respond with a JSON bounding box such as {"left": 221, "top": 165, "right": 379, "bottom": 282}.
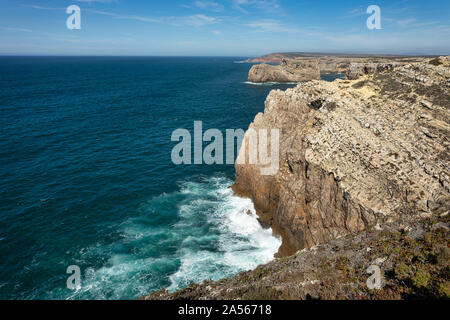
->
{"left": 232, "top": 0, "right": 280, "bottom": 13}
{"left": 246, "top": 20, "right": 298, "bottom": 33}
{"left": 170, "top": 14, "right": 218, "bottom": 27}
{"left": 87, "top": 10, "right": 163, "bottom": 23}
{"left": 346, "top": 8, "right": 365, "bottom": 17}
{"left": 22, "top": 5, "right": 63, "bottom": 10}
{"left": 382, "top": 16, "right": 439, "bottom": 29}
{"left": 24, "top": 4, "right": 218, "bottom": 27}
{"left": 0, "top": 26, "right": 33, "bottom": 32}
{"left": 397, "top": 18, "right": 417, "bottom": 26}
{"left": 24, "top": 5, "right": 163, "bottom": 23}
{"left": 194, "top": 1, "right": 223, "bottom": 11}
{"left": 75, "top": 0, "right": 118, "bottom": 2}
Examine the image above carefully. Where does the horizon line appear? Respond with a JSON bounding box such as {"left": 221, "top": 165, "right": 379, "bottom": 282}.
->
{"left": 0, "top": 52, "right": 445, "bottom": 58}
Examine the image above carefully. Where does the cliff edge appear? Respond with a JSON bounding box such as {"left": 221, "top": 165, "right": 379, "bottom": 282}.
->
{"left": 145, "top": 57, "right": 449, "bottom": 300}
{"left": 247, "top": 54, "right": 430, "bottom": 83}
{"left": 248, "top": 58, "right": 320, "bottom": 83}
{"left": 235, "top": 57, "right": 449, "bottom": 256}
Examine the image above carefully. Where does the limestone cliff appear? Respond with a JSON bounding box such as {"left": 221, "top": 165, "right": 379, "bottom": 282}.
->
{"left": 247, "top": 54, "right": 430, "bottom": 83}
{"left": 145, "top": 57, "right": 450, "bottom": 300}
{"left": 345, "top": 62, "right": 400, "bottom": 80}
{"left": 248, "top": 58, "right": 320, "bottom": 83}
{"left": 235, "top": 58, "right": 450, "bottom": 256}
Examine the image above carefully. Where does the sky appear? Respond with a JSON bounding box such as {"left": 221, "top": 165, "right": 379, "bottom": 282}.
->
{"left": 0, "top": 0, "right": 449, "bottom": 56}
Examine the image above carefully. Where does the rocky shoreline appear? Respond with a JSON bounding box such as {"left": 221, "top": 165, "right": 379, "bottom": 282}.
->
{"left": 248, "top": 58, "right": 320, "bottom": 83}
{"left": 145, "top": 213, "right": 449, "bottom": 300}
{"left": 144, "top": 56, "right": 449, "bottom": 300}
{"left": 247, "top": 53, "right": 431, "bottom": 83}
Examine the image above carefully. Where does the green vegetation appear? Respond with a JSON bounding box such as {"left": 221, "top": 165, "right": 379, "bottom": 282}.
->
{"left": 412, "top": 269, "right": 430, "bottom": 288}
{"left": 367, "top": 214, "right": 450, "bottom": 299}
{"left": 429, "top": 58, "right": 443, "bottom": 66}
{"left": 145, "top": 213, "right": 449, "bottom": 300}
{"left": 394, "top": 263, "right": 411, "bottom": 280}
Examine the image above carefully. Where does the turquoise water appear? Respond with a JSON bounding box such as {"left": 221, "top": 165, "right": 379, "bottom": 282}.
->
{"left": 0, "top": 57, "right": 343, "bottom": 299}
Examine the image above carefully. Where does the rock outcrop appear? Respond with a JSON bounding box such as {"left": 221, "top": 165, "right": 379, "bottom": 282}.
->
{"left": 144, "top": 58, "right": 450, "bottom": 300}
{"left": 246, "top": 54, "right": 431, "bottom": 82}
{"left": 248, "top": 58, "right": 320, "bottom": 83}
{"left": 235, "top": 59, "right": 450, "bottom": 256}
{"left": 346, "top": 62, "right": 400, "bottom": 80}
{"left": 246, "top": 53, "right": 285, "bottom": 64}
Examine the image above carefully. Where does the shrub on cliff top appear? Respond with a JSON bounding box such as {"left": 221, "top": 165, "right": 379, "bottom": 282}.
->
{"left": 412, "top": 269, "right": 431, "bottom": 289}
{"left": 429, "top": 58, "right": 443, "bottom": 66}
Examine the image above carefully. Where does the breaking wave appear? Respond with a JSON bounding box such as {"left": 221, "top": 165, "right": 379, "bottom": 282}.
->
{"left": 243, "top": 81, "right": 301, "bottom": 86}
{"left": 68, "top": 175, "right": 280, "bottom": 299}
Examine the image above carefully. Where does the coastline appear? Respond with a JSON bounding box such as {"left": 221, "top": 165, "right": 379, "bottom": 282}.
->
{"left": 231, "top": 181, "right": 298, "bottom": 258}
{"left": 144, "top": 55, "right": 450, "bottom": 300}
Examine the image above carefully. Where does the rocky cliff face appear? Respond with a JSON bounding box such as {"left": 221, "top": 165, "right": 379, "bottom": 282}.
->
{"left": 145, "top": 57, "right": 450, "bottom": 300}
{"left": 248, "top": 58, "right": 320, "bottom": 83}
{"left": 235, "top": 58, "right": 450, "bottom": 256}
{"left": 345, "top": 62, "right": 400, "bottom": 80}
{"left": 247, "top": 56, "right": 430, "bottom": 83}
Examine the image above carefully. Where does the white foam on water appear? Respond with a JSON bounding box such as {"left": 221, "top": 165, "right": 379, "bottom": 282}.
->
{"left": 167, "top": 176, "right": 281, "bottom": 291}
{"left": 242, "top": 81, "right": 301, "bottom": 86}
{"left": 69, "top": 175, "right": 280, "bottom": 299}
{"left": 70, "top": 254, "right": 173, "bottom": 300}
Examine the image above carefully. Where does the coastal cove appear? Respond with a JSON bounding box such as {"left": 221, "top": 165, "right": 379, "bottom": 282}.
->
{"left": 0, "top": 57, "right": 344, "bottom": 299}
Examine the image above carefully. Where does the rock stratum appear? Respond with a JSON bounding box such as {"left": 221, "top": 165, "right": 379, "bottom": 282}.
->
{"left": 345, "top": 62, "right": 399, "bottom": 80}
{"left": 145, "top": 57, "right": 450, "bottom": 300}
{"left": 247, "top": 53, "right": 428, "bottom": 83}
{"left": 237, "top": 56, "right": 449, "bottom": 256}
{"left": 248, "top": 58, "right": 320, "bottom": 83}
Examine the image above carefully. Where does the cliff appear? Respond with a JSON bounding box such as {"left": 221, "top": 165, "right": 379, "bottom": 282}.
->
{"left": 247, "top": 54, "right": 430, "bottom": 83}
{"left": 248, "top": 58, "right": 320, "bottom": 83}
{"left": 145, "top": 57, "right": 449, "bottom": 300}
{"left": 345, "top": 62, "right": 400, "bottom": 80}
{"left": 236, "top": 57, "right": 449, "bottom": 256}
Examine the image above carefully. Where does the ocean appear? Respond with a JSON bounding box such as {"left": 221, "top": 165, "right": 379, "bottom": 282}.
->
{"left": 0, "top": 57, "right": 343, "bottom": 299}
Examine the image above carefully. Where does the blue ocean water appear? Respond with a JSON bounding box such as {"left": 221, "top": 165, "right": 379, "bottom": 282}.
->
{"left": 0, "top": 57, "right": 343, "bottom": 299}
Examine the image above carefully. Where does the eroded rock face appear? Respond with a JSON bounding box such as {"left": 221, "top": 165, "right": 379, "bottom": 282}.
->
{"left": 144, "top": 58, "right": 450, "bottom": 300}
{"left": 248, "top": 58, "right": 320, "bottom": 83}
{"left": 346, "top": 62, "right": 400, "bottom": 80}
{"left": 246, "top": 54, "right": 431, "bottom": 82}
{"left": 234, "top": 60, "right": 450, "bottom": 256}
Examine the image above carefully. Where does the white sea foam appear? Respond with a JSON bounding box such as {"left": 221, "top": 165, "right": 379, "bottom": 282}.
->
{"left": 243, "top": 81, "right": 300, "bottom": 86}
{"left": 70, "top": 175, "right": 280, "bottom": 298}
{"left": 167, "top": 176, "right": 281, "bottom": 291}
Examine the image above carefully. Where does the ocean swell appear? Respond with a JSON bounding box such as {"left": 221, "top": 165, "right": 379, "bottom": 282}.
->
{"left": 167, "top": 176, "right": 281, "bottom": 291}
{"left": 68, "top": 175, "right": 280, "bottom": 299}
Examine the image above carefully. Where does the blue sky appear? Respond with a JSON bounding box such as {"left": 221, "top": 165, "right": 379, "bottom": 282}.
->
{"left": 0, "top": 0, "right": 449, "bottom": 56}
